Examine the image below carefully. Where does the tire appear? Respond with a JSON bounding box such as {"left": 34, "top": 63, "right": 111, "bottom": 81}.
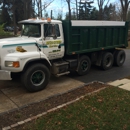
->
{"left": 114, "top": 50, "right": 126, "bottom": 67}
{"left": 101, "top": 52, "right": 113, "bottom": 70}
{"left": 21, "top": 64, "right": 50, "bottom": 92}
{"left": 77, "top": 55, "right": 91, "bottom": 75}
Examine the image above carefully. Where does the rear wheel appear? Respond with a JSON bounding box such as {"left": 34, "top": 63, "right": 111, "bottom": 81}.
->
{"left": 101, "top": 52, "right": 113, "bottom": 70}
{"left": 77, "top": 55, "right": 91, "bottom": 75}
{"left": 114, "top": 50, "right": 126, "bottom": 67}
{"left": 21, "top": 64, "right": 50, "bottom": 92}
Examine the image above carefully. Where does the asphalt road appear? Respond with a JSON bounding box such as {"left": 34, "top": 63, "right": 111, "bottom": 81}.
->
{"left": 68, "top": 49, "right": 130, "bottom": 83}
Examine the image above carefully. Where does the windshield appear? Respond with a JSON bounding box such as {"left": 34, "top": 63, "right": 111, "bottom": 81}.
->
{"left": 22, "top": 23, "right": 41, "bottom": 37}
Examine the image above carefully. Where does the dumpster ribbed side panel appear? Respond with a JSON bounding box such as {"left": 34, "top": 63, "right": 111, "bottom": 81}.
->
{"left": 62, "top": 20, "right": 129, "bottom": 55}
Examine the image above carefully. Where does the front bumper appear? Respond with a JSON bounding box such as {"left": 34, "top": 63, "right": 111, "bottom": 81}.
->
{"left": 0, "top": 70, "right": 12, "bottom": 80}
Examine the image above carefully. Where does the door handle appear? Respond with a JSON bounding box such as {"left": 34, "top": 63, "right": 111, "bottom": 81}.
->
{"left": 58, "top": 45, "right": 61, "bottom": 49}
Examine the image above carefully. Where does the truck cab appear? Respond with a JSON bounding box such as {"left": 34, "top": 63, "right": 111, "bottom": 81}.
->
{"left": 19, "top": 18, "right": 65, "bottom": 60}
{"left": 0, "top": 18, "right": 67, "bottom": 92}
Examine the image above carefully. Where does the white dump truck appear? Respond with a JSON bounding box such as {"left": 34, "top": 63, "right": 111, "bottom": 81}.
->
{"left": 0, "top": 18, "right": 128, "bottom": 92}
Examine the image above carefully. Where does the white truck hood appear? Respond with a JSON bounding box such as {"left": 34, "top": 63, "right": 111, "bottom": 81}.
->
{"left": 0, "top": 36, "right": 39, "bottom": 54}
{"left": 0, "top": 36, "right": 37, "bottom": 45}
{"left": 0, "top": 36, "right": 41, "bottom": 66}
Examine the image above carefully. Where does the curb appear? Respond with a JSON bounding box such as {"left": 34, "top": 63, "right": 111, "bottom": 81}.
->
{"left": 2, "top": 84, "right": 107, "bottom": 130}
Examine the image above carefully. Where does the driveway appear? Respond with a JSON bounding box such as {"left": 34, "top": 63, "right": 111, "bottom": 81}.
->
{"left": 0, "top": 76, "right": 84, "bottom": 114}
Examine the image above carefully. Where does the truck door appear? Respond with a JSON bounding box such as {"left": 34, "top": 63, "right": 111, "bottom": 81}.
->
{"left": 43, "top": 23, "right": 64, "bottom": 60}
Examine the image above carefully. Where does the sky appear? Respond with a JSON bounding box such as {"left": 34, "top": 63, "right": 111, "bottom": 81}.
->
{"left": 43, "top": 0, "right": 117, "bottom": 18}
{"left": 45, "top": 0, "right": 68, "bottom": 18}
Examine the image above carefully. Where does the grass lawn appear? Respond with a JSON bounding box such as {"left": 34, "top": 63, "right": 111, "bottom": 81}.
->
{"left": 17, "top": 87, "right": 130, "bottom": 130}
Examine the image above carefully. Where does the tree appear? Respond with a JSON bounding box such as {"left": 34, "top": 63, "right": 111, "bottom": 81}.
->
{"left": 0, "top": 0, "right": 34, "bottom": 34}
{"left": 21, "top": 0, "right": 33, "bottom": 19}
{"left": 97, "top": 0, "right": 109, "bottom": 20}
{"left": 90, "top": 7, "right": 98, "bottom": 20}
{"left": 65, "top": 0, "right": 79, "bottom": 20}
{"left": 65, "top": 10, "right": 77, "bottom": 20}
{"left": 127, "top": 7, "right": 130, "bottom": 20}
{"left": 33, "top": 0, "right": 54, "bottom": 18}
{"left": 0, "top": 0, "right": 11, "bottom": 25}
{"left": 75, "top": 0, "right": 78, "bottom": 19}
{"left": 120, "top": 0, "right": 130, "bottom": 21}
{"left": 0, "top": 9, "right": 2, "bottom": 24}
{"left": 57, "top": 12, "right": 63, "bottom": 20}
{"left": 44, "top": 12, "right": 49, "bottom": 18}
{"left": 108, "top": 4, "right": 117, "bottom": 20}
{"left": 78, "top": 0, "right": 94, "bottom": 20}
{"left": 115, "top": 2, "right": 123, "bottom": 20}
{"left": 1, "top": 6, "right": 11, "bottom": 25}
{"left": 9, "top": 0, "right": 20, "bottom": 35}
{"left": 65, "top": 0, "right": 71, "bottom": 20}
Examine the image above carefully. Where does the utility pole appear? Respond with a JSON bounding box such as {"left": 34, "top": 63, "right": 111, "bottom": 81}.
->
{"left": 51, "top": 10, "right": 53, "bottom": 18}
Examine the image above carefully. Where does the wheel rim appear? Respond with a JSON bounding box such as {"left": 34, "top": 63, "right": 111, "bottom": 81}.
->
{"left": 105, "top": 57, "right": 112, "bottom": 67}
{"left": 31, "top": 70, "right": 45, "bottom": 86}
{"left": 81, "top": 60, "right": 88, "bottom": 72}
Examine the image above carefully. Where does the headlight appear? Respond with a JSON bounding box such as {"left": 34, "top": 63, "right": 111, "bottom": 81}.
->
{"left": 5, "top": 61, "right": 20, "bottom": 68}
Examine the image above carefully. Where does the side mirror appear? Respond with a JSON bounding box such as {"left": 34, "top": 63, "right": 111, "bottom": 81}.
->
{"left": 53, "top": 35, "right": 57, "bottom": 39}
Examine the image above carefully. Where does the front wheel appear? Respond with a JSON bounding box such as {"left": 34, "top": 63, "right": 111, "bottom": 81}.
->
{"left": 21, "top": 64, "right": 50, "bottom": 92}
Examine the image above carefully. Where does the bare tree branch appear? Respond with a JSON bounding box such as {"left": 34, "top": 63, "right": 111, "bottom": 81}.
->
{"left": 42, "top": 0, "right": 54, "bottom": 10}
{"left": 34, "top": 0, "right": 54, "bottom": 17}
{"left": 120, "top": 0, "right": 130, "bottom": 21}
{"left": 97, "top": 0, "right": 109, "bottom": 20}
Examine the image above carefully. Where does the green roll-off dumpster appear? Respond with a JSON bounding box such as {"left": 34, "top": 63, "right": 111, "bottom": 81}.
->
{"left": 62, "top": 20, "right": 128, "bottom": 55}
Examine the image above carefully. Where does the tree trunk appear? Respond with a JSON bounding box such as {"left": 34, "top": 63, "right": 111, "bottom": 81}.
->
{"left": 120, "top": 0, "right": 129, "bottom": 21}
{"left": 67, "top": 0, "right": 71, "bottom": 20}
{"left": 37, "top": 0, "right": 40, "bottom": 17}
{"left": 76, "top": 0, "right": 78, "bottom": 19}
{"left": 98, "top": 8, "right": 102, "bottom": 20}
{"left": 123, "top": 8, "right": 127, "bottom": 21}
{"left": 24, "top": 2, "right": 27, "bottom": 19}
{"left": 13, "top": 7, "right": 17, "bottom": 35}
